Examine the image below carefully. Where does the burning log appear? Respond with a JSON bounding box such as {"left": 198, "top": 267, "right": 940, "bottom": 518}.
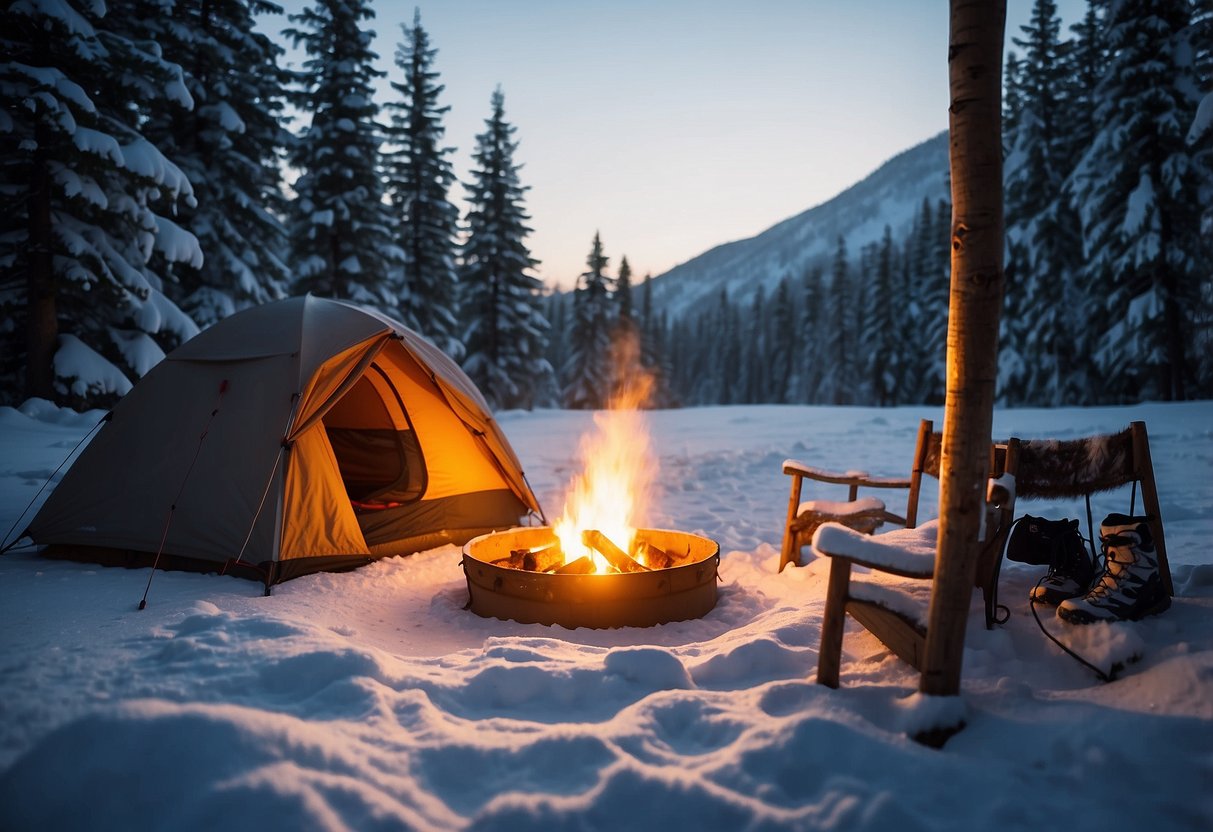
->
{"left": 554, "top": 555, "right": 596, "bottom": 574}
{"left": 492, "top": 543, "right": 564, "bottom": 572}
{"left": 634, "top": 540, "right": 675, "bottom": 569}
{"left": 581, "top": 530, "right": 651, "bottom": 573}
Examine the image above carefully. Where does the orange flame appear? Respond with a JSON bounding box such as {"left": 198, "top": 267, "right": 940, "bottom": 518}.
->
{"left": 554, "top": 330, "right": 657, "bottom": 572}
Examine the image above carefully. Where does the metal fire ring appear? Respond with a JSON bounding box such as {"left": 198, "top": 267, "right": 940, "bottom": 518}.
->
{"left": 462, "top": 526, "right": 720, "bottom": 629}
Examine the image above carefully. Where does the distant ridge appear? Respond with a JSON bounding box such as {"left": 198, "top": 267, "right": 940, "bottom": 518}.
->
{"left": 649, "top": 131, "right": 950, "bottom": 318}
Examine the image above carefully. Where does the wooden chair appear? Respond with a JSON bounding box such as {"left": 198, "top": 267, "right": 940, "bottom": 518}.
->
{"left": 811, "top": 432, "right": 1019, "bottom": 689}
{"left": 782, "top": 419, "right": 1012, "bottom": 623}
{"left": 780, "top": 419, "right": 940, "bottom": 573}
{"left": 811, "top": 420, "right": 1170, "bottom": 691}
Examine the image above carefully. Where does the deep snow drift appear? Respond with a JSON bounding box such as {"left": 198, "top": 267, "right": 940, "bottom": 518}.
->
{"left": 1, "top": 401, "right": 1210, "bottom": 830}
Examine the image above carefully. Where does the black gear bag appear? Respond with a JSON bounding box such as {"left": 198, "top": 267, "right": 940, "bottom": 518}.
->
{"left": 1005, "top": 515, "right": 1086, "bottom": 567}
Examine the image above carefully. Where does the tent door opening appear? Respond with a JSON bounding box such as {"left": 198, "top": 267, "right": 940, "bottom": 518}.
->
{"left": 323, "top": 367, "right": 425, "bottom": 511}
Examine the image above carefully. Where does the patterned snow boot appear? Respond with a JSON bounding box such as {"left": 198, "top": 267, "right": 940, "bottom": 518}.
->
{"left": 1029, "top": 519, "right": 1096, "bottom": 606}
{"left": 1057, "top": 514, "right": 1171, "bottom": 625}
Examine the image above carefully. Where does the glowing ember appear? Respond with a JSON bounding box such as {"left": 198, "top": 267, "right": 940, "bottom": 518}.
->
{"left": 553, "top": 332, "right": 657, "bottom": 573}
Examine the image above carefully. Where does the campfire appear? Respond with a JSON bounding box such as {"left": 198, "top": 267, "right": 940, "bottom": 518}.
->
{"left": 462, "top": 333, "right": 720, "bottom": 628}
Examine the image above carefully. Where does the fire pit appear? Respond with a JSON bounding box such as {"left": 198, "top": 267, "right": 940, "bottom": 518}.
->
{"left": 462, "top": 526, "right": 720, "bottom": 628}
{"left": 466, "top": 334, "right": 720, "bottom": 628}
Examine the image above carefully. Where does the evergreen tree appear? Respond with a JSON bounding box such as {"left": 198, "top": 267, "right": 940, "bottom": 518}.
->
{"left": 914, "top": 198, "right": 948, "bottom": 403}
{"left": 563, "top": 232, "right": 614, "bottom": 409}
{"left": 637, "top": 272, "right": 672, "bottom": 406}
{"left": 1066, "top": 0, "right": 1108, "bottom": 161}
{"left": 1071, "top": 0, "right": 1208, "bottom": 401}
{"left": 1003, "top": 51, "right": 1026, "bottom": 134}
{"left": 136, "top": 0, "right": 291, "bottom": 328}
{"left": 1190, "top": 0, "right": 1213, "bottom": 392}
{"left": 744, "top": 285, "right": 768, "bottom": 402}
{"left": 461, "top": 89, "right": 552, "bottom": 409}
{"left": 0, "top": 0, "right": 201, "bottom": 407}
{"left": 719, "top": 291, "right": 744, "bottom": 404}
{"left": 822, "top": 236, "right": 854, "bottom": 404}
{"left": 654, "top": 309, "right": 677, "bottom": 407}
{"left": 616, "top": 255, "right": 634, "bottom": 325}
{"left": 769, "top": 276, "right": 797, "bottom": 402}
{"left": 865, "top": 226, "right": 901, "bottom": 406}
{"left": 285, "top": 0, "right": 402, "bottom": 312}
{"left": 797, "top": 264, "right": 825, "bottom": 402}
{"left": 384, "top": 9, "right": 462, "bottom": 357}
{"left": 1006, "top": 0, "right": 1088, "bottom": 404}
{"left": 852, "top": 242, "right": 877, "bottom": 405}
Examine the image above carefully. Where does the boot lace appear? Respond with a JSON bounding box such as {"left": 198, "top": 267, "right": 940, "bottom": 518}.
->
{"left": 1084, "top": 533, "right": 1136, "bottom": 601}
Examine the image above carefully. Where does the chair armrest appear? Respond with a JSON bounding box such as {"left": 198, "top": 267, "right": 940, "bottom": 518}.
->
{"left": 782, "top": 459, "right": 912, "bottom": 489}
{"left": 810, "top": 521, "right": 938, "bottom": 579}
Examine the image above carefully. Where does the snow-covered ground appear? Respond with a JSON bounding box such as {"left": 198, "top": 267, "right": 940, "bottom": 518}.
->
{"left": 1, "top": 400, "right": 1210, "bottom": 830}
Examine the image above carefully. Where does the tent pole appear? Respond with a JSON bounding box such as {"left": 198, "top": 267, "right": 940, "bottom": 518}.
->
{"left": 139, "top": 380, "right": 229, "bottom": 610}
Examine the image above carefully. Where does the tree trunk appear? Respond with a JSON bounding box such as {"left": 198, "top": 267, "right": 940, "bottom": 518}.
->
{"left": 920, "top": 0, "right": 1006, "bottom": 699}
{"left": 25, "top": 133, "right": 57, "bottom": 402}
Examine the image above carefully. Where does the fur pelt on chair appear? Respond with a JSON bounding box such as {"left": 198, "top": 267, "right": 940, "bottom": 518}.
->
{"left": 1013, "top": 430, "right": 1135, "bottom": 499}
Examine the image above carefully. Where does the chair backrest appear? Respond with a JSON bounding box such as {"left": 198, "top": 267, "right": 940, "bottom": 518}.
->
{"left": 903, "top": 422, "right": 1011, "bottom": 529}
{"left": 1007, "top": 421, "right": 1170, "bottom": 595}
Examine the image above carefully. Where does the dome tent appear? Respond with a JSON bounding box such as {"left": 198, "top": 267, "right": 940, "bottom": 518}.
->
{"left": 28, "top": 296, "right": 544, "bottom": 589}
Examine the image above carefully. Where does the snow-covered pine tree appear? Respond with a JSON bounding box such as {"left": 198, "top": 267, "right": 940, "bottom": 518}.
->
{"left": 998, "top": 47, "right": 1032, "bottom": 405}
{"left": 285, "top": 0, "right": 402, "bottom": 313}
{"left": 1065, "top": 0, "right": 1108, "bottom": 162}
{"left": 1070, "top": 0, "right": 1208, "bottom": 401}
{"left": 607, "top": 254, "right": 640, "bottom": 397}
{"left": 797, "top": 264, "right": 825, "bottom": 403}
{"left": 822, "top": 236, "right": 854, "bottom": 404}
{"left": 638, "top": 270, "right": 656, "bottom": 375}
{"left": 135, "top": 0, "right": 291, "bottom": 328}
{"left": 744, "top": 284, "right": 768, "bottom": 402}
{"left": 852, "top": 241, "right": 877, "bottom": 405}
{"left": 915, "top": 198, "right": 949, "bottom": 404}
{"left": 460, "top": 88, "right": 552, "bottom": 410}
{"left": 563, "top": 232, "right": 614, "bottom": 409}
{"left": 892, "top": 235, "right": 916, "bottom": 403}
{"left": 1002, "top": 51, "right": 1026, "bottom": 134}
{"left": 384, "top": 9, "right": 462, "bottom": 358}
{"left": 1190, "top": 0, "right": 1213, "bottom": 392}
{"left": 864, "top": 226, "right": 901, "bottom": 406}
{"left": 654, "top": 309, "right": 676, "bottom": 406}
{"left": 894, "top": 199, "right": 931, "bottom": 403}
{"left": 768, "top": 276, "right": 797, "bottom": 403}
{"left": 717, "top": 290, "right": 744, "bottom": 404}
{"left": 1005, "top": 0, "right": 1089, "bottom": 405}
{"left": 0, "top": 0, "right": 202, "bottom": 408}
{"left": 637, "top": 270, "right": 671, "bottom": 405}
{"left": 616, "top": 255, "right": 634, "bottom": 326}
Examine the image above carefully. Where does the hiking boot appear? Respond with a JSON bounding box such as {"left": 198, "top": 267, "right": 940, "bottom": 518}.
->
{"left": 1057, "top": 514, "right": 1171, "bottom": 625}
{"left": 1029, "top": 519, "right": 1095, "bottom": 606}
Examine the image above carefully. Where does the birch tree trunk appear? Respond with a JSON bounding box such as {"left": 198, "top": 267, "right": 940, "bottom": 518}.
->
{"left": 920, "top": 0, "right": 1006, "bottom": 699}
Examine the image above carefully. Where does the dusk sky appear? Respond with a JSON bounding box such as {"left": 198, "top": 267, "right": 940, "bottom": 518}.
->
{"left": 272, "top": 1, "right": 1086, "bottom": 291}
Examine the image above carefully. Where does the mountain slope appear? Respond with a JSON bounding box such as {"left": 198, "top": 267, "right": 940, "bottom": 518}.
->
{"left": 649, "top": 131, "right": 950, "bottom": 317}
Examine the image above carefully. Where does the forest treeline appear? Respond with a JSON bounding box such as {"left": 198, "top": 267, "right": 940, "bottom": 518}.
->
{"left": 2, "top": 1, "right": 1209, "bottom": 412}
